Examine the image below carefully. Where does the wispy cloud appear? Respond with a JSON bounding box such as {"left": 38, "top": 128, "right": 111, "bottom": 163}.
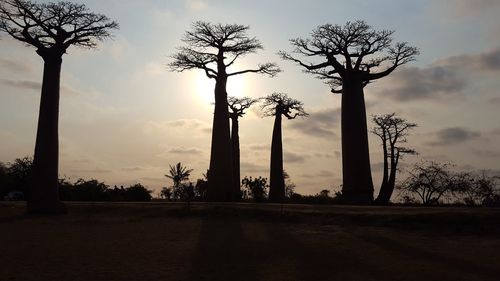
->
{"left": 429, "top": 127, "right": 481, "bottom": 145}
{"left": 0, "top": 57, "right": 33, "bottom": 74}
{"left": 288, "top": 108, "right": 339, "bottom": 139}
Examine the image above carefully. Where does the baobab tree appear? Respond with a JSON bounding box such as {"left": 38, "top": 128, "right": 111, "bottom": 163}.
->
{"left": 169, "top": 21, "right": 280, "bottom": 201}
{"left": 261, "top": 93, "right": 307, "bottom": 202}
{"left": 371, "top": 113, "right": 417, "bottom": 204}
{"left": 280, "top": 20, "right": 418, "bottom": 204}
{"left": 0, "top": 0, "right": 118, "bottom": 213}
{"left": 228, "top": 96, "right": 258, "bottom": 200}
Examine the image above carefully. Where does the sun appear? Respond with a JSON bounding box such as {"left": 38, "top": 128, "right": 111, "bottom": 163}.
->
{"left": 193, "top": 72, "right": 247, "bottom": 104}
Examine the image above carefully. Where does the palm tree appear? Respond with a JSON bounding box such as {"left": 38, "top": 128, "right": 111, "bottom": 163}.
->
{"left": 165, "top": 163, "right": 193, "bottom": 188}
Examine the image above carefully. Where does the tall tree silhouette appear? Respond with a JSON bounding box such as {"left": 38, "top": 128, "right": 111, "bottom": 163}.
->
{"left": 261, "top": 93, "right": 307, "bottom": 202}
{"left": 228, "top": 96, "right": 258, "bottom": 201}
{"left": 371, "top": 113, "right": 417, "bottom": 204}
{"left": 0, "top": 0, "right": 118, "bottom": 214}
{"left": 169, "top": 21, "right": 280, "bottom": 201}
{"left": 280, "top": 20, "right": 418, "bottom": 204}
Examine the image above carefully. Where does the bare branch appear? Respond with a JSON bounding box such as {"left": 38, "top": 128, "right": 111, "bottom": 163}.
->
{"left": 0, "top": 0, "right": 118, "bottom": 56}
{"left": 169, "top": 21, "right": 280, "bottom": 79}
{"left": 228, "top": 96, "right": 258, "bottom": 118}
{"left": 228, "top": 62, "right": 280, "bottom": 77}
{"left": 260, "top": 92, "right": 308, "bottom": 119}
{"left": 281, "top": 20, "right": 418, "bottom": 93}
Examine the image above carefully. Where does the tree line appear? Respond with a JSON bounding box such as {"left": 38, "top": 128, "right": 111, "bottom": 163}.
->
{"left": 0, "top": 157, "right": 152, "bottom": 201}
{"left": 1, "top": 0, "right": 497, "bottom": 214}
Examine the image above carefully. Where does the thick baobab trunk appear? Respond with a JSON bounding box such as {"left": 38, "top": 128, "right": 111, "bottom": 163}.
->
{"left": 207, "top": 74, "right": 234, "bottom": 202}
{"left": 341, "top": 77, "right": 374, "bottom": 204}
{"left": 269, "top": 111, "right": 285, "bottom": 202}
{"left": 375, "top": 139, "right": 390, "bottom": 204}
{"left": 230, "top": 116, "right": 241, "bottom": 201}
{"left": 27, "top": 54, "right": 66, "bottom": 214}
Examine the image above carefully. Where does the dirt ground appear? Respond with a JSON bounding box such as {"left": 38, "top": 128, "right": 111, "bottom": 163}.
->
{"left": 1, "top": 202, "right": 499, "bottom": 281}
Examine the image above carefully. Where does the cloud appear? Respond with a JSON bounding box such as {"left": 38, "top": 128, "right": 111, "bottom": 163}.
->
{"left": 284, "top": 151, "right": 307, "bottom": 163}
{"left": 240, "top": 161, "right": 268, "bottom": 174}
{"left": 377, "top": 65, "right": 466, "bottom": 102}
{"left": 373, "top": 47, "right": 500, "bottom": 102}
{"left": 430, "top": 127, "right": 481, "bottom": 145}
{"left": 186, "top": 0, "right": 208, "bottom": 11}
{"left": 167, "top": 147, "right": 203, "bottom": 155}
{"left": 164, "top": 119, "right": 211, "bottom": 133}
{"left": 0, "top": 58, "right": 33, "bottom": 73}
{"left": 447, "top": 0, "right": 500, "bottom": 16}
{"left": 0, "top": 78, "right": 41, "bottom": 91}
{"left": 247, "top": 143, "right": 269, "bottom": 151}
{"left": 298, "top": 170, "right": 335, "bottom": 179}
{"left": 471, "top": 149, "right": 500, "bottom": 158}
{"left": 288, "top": 108, "right": 340, "bottom": 139}
{"left": 70, "top": 168, "right": 112, "bottom": 174}
{"left": 437, "top": 47, "right": 500, "bottom": 72}
{"left": 0, "top": 78, "right": 80, "bottom": 96}
{"left": 121, "top": 167, "right": 144, "bottom": 172}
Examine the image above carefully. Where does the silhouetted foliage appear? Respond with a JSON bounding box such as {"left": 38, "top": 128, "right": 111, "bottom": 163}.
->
{"left": 165, "top": 162, "right": 193, "bottom": 200}
{"left": 169, "top": 21, "right": 280, "bottom": 202}
{"left": 398, "top": 162, "right": 466, "bottom": 205}
{"left": 283, "top": 171, "right": 296, "bottom": 199}
{"left": 160, "top": 187, "right": 173, "bottom": 200}
{"left": 0, "top": 157, "right": 33, "bottom": 198}
{"left": 0, "top": 0, "right": 118, "bottom": 213}
{"left": 242, "top": 176, "right": 268, "bottom": 202}
{"left": 228, "top": 96, "right": 259, "bottom": 201}
{"left": 372, "top": 113, "right": 417, "bottom": 204}
{"left": 194, "top": 171, "right": 209, "bottom": 200}
{"left": 58, "top": 179, "right": 152, "bottom": 202}
{"left": 165, "top": 162, "right": 193, "bottom": 188}
{"left": 280, "top": 20, "right": 419, "bottom": 204}
{"left": 288, "top": 189, "right": 344, "bottom": 204}
{"left": 261, "top": 93, "right": 307, "bottom": 202}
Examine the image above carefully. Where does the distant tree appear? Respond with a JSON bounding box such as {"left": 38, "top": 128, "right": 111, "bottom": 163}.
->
{"left": 123, "top": 183, "right": 152, "bottom": 202}
{"left": 398, "top": 162, "right": 462, "bottom": 205}
{"left": 453, "top": 172, "right": 499, "bottom": 206}
{"left": 169, "top": 21, "right": 280, "bottom": 202}
{"left": 371, "top": 113, "right": 417, "bottom": 204}
{"left": 72, "top": 178, "right": 110, "bottom": 201}
{"left": 280, "top": 20, "right": 419, "bottom": 204}
{"left": 160, "top": 187, "right": 173, "bottom": 200}
{"left": 242, "top": 176, "right": 268, "bottom": 202}
{"left": 228, "top": 96, "right": 258, "bottom": 201}
{"left": 165, "top": 162, "right": 193, "bottom": 200}
{"left": 283, "top": 171, "right": 296, "bottom": 199}
{"left": 318, "top": 189, "right": 331, "bottom": 198}
{"left": 0, "top": 0, "right": 118, "bottom": 213}
{"left": 165, "top": 163, "right": 193, "bottom": 188}
{"left": 5, "top": 156, "right": 33, "bottom": 195}
{"left": 194, "top": 170, "right": 209, "bottom": 200}
{"left": 261, "top": 93, "right": 307, "bottom": 202}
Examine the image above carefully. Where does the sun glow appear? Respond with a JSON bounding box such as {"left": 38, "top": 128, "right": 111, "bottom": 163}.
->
{"left": 193, "top": 72, "right": 247, "bottom": 104}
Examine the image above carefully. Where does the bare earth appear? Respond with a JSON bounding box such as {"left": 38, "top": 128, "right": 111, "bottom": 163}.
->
{"left": 1, "top": 202, "right": 499, "bottom": 281}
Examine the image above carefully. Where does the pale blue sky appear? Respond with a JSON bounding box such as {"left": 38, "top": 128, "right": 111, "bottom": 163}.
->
{"left": 1, "top": 0, "right": 499, "bottom": 196}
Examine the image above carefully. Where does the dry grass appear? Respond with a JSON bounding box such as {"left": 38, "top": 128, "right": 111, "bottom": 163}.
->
{"left": 1, "top": 202, "right": 499, "bottom": 281}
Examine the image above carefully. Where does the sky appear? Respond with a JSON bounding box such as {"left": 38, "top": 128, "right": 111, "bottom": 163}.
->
{"left": 1, "top": 0, "right": 500, "bottom": 197}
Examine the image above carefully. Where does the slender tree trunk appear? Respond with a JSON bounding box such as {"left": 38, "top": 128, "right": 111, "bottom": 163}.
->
{"left": 207, "top": 74, "right": 234, "bottom": 202}
{"left": 269, "top": 111, "right": 285, "bottom": 202}
{"left": 375, "top": 139, "right": 390, "bottom": 204}
{"left": 385, "top": 151, "right": 399, "bottom": 202}
{"left": 27, "top": 54, "right": 66, "bottom": 214}
{"left": 230, "top": 116, "right": 241, "bottom": 201}
{"left": 340, "top": 77, "right": 374, "bottom": 204}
